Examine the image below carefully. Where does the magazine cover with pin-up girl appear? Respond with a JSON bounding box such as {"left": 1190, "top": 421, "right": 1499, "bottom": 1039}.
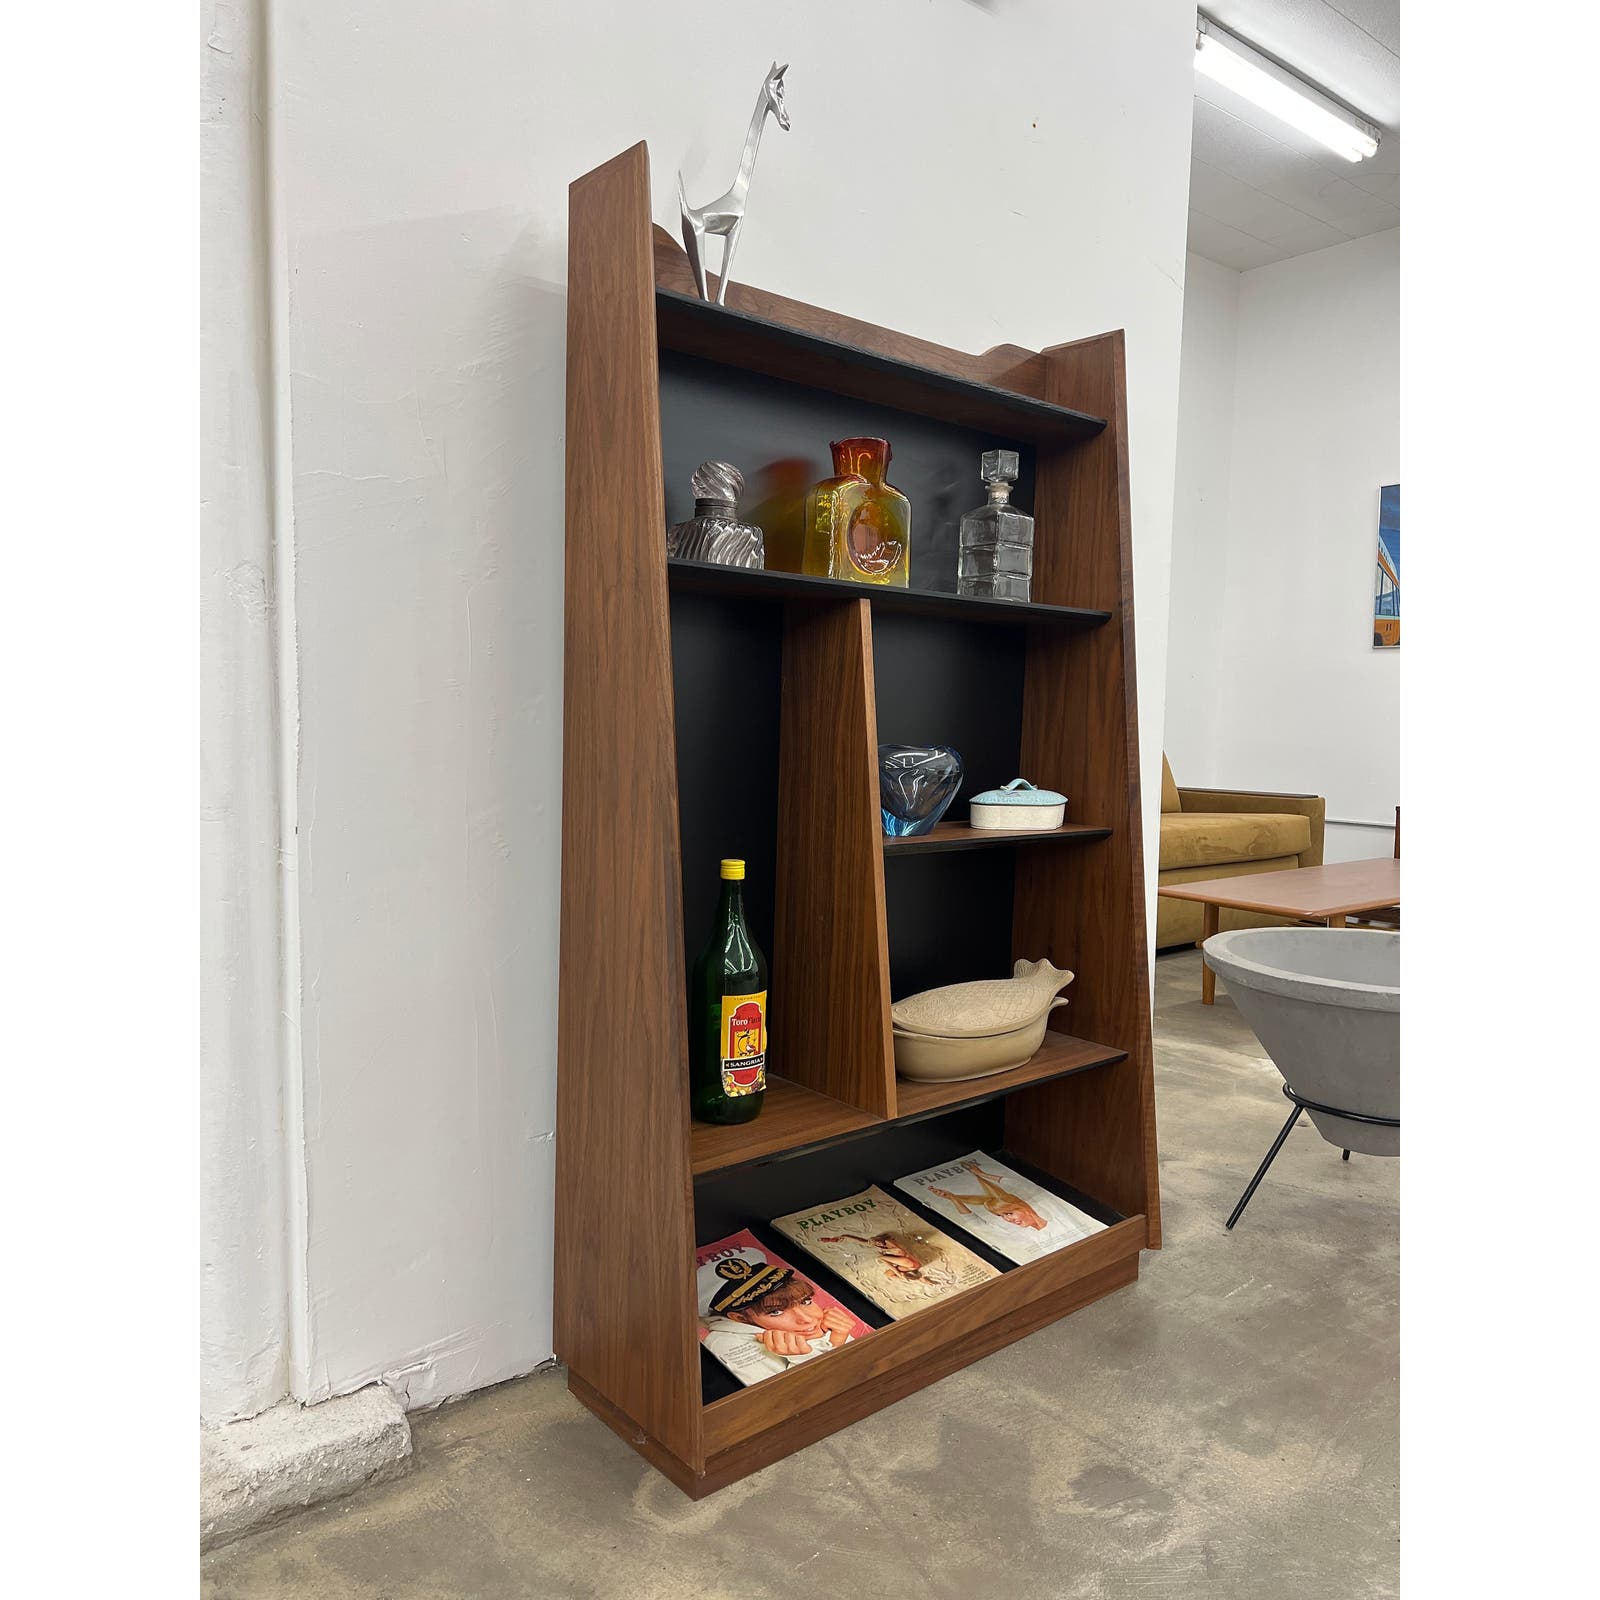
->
{"left": 895, "top": 1151, "right": 1106, "bottom": 1265}
{"left": 771, "top": 1186, "right": 999, "bottom": 1317}
{"left": 695, "top": 1230, "right": 873, "bottom": 1387}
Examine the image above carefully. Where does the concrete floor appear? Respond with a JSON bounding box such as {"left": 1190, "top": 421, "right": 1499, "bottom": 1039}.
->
{"left": 203, "top": 950, "right": 1399, "bottom": 1599}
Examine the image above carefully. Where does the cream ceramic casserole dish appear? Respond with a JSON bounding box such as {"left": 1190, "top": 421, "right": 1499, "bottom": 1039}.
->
{"left": 893, "top": 999, "right": 1070, "bottom": 1082}
{"left": 890, "top": 959, "right": 1076, "bottom": 1083}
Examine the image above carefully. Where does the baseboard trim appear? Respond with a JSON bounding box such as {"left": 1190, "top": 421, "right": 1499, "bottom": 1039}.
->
{"left": 200, "top": 1385, "right": 412, "bottom": 1552}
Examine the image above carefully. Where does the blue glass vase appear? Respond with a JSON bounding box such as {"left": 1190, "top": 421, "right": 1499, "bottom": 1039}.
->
{"left": 879, "top": 745, "right": 963, "bottom": 837}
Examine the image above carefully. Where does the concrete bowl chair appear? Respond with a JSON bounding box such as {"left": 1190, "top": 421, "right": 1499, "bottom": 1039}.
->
{"left": 1203, "top": 928, "right": 1399, "bottom": 1229}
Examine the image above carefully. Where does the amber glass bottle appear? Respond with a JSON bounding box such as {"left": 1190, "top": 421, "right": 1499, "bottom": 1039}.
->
{"left": 690, "top": 859, "right": 768, "bottom": 1125}
{"left": 801, "top": 436, "right": 911, "bottom": 586}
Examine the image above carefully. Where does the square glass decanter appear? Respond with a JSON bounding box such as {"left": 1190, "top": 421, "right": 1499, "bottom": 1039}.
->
{"left": 957, "top": 449, "right": 1033, "bottom": 602}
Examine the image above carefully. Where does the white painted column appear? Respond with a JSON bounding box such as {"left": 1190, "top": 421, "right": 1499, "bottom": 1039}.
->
{"left": 199, "top": 0, "right": 296, "bottom": 1421}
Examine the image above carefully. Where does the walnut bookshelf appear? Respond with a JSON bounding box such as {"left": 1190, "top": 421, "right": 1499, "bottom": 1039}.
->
{"left": 555, "top": 143, "right": 1159, "bottom": 1498}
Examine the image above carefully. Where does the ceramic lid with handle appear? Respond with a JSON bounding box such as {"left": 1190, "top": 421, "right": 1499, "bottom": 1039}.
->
{"left": 969, "top": 778, "right": 1067, "bottom": 806}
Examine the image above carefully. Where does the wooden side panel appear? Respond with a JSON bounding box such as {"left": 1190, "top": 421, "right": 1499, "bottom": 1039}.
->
{"left": 651, "top": 227, "right": 1046, "bottom": 397}
{"left": 555, "top": 143, "right": 702, "bottom": 1464}
{"left": 1009, "top": 332, "right": 1161, "bottom": 1242}
{"left": 771, "top": 600, "right": 896, "bottom": 1116}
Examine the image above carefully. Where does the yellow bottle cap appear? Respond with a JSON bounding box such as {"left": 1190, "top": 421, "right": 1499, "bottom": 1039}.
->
{"left": 720, "top": 859, "right": 745, "bottom": 880}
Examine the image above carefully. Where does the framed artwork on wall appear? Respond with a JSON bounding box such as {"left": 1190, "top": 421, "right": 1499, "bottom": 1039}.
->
{"left": 1373, "top": 483, "right": 1399, "bottom": 648}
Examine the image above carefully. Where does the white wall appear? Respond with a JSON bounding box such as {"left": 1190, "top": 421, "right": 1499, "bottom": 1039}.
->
{"left": 1165, "top": 230, "right": 1399, "bottom": 862}
{"left": 201, "top": 0, "right": 1198, "bottom": 1415}
{"left": 1165, "top": 253, "right": 1239, "bottom": 783}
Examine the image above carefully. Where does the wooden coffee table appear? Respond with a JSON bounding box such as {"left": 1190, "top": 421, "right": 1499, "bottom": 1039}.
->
{"left": 1160, "top": 858, "right": 1400, "bottom": 1004}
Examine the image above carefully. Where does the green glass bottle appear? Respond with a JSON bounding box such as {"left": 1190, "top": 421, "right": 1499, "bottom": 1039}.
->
{"left": 690, "top": 859, "right": 768, "bottom": 1125}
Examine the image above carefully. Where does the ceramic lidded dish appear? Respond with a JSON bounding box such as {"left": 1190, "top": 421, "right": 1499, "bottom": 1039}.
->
{"left": 969, "top": 778, "right": 1066, "bottom": 832}
{"left": 892, "top": 999, "right": 1070, "bottom": 1083}
{"left": 891, "top": 959, "right": 1074, "bottom": 1039}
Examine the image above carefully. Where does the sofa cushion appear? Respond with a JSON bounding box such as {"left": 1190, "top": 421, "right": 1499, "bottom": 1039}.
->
{"left": 1159, "top": 811, "right": 1312, "bottom": 872}
{"left": 1160, "top": 754, "right": 1181, "bottom": 813}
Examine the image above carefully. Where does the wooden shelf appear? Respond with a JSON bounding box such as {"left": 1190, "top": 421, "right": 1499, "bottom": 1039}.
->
{"left": 883, "top": 821, "right": 1112, "bottom": 855}
{"left": 690, "top": 1077, "right": 878, "bottom": 1177}
{"left": 691, "top": 1031, "right": 1125, "bottom": 1178}
{"left": 666, "top": 558, "right": 1112, "bottom": 630}
{"left": 656, "top": 288, "right": 1108, "bottom": 446}
{"left": 894, "top": 1030, "right": 1127, "bottom": 1120}
{"left": 557, "top": 143, "right": 1159, "bottom": 1500}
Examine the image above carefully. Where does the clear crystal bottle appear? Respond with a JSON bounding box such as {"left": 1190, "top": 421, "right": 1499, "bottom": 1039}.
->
{"left": 667, "top": 461, "right": 766, "bottom": 569}
{"left": 957, "top": 449, "right": 1033, "bottom": 602}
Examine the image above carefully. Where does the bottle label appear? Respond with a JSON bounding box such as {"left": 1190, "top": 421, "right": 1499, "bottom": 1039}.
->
{"left": 719, "top": 992, "right": 767, "bottom": 1096}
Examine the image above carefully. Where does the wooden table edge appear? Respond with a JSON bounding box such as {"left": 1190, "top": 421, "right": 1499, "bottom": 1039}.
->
{"left": 1159, "top": 863, "right": 1400, "bottom": 1005}
{"left": 1157, "top": 886, "right": 1401, "bottom": 919}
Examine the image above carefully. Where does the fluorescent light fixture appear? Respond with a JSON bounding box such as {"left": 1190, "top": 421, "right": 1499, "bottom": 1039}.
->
{"left": 1195, "top": 14, "right": 1381, "bottom": 163}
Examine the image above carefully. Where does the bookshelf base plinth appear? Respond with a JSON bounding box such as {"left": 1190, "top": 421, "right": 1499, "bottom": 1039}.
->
{"left": 566, "top": 1220, "right": 1144, "bottom": 1498}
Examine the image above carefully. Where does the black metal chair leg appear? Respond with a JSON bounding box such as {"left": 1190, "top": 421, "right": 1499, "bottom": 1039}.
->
{"left": 1226, "top": 1105, "right": 1303, "bottom": 1230}
{"left": 1342, "top": 1149, "right": 1350, "bottom": 1161}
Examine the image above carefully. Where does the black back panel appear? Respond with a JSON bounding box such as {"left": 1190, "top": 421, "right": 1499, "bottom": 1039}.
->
{"left": 870, "top": 612, "right": 1024, "bottom": 786}
{"left": 667, "top": 589, "right": 782, "bottom": 984}
{"left": 872, "top": 611, "right": 1025, "bottom": 1000}
{"left": 658, "top": 350, "right": 1033, "bottom": 594}
{"left": 883, "top": 849, "right": 1018, "bottom": 999}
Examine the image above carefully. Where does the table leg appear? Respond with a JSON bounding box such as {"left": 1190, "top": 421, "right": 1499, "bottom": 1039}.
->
{"left": 1201, "top": 903, "right": 1219, "bottom": 1005}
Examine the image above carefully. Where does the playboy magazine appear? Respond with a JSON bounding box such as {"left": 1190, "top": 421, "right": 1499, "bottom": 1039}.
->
{"left": 895, "top": 1151, "right": 1105, "bottom": 1265}
{"left": 695, "top": 1230, "right": 872, "bottom": 1386}
{"left": 771, "top": 1186, "right": 998, "bottom": 1317}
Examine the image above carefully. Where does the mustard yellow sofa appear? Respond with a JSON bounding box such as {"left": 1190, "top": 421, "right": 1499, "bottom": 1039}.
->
{"left": 1155, "top": 756, "right": 1326, "bottom": 950}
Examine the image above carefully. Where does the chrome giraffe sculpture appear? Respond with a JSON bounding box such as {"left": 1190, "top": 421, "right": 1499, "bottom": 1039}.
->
{"left": 677, "top": 62, "right": 790, "bottom": 305}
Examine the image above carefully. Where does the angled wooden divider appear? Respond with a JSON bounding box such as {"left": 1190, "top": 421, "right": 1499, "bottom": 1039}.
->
{"left": 772, "top": 599, "right": 896, "bottom": 1117}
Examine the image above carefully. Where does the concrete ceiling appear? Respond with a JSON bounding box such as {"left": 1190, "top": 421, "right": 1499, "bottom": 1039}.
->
{"left": 1188, "top": 0, "right": 1399, "bottom": 271}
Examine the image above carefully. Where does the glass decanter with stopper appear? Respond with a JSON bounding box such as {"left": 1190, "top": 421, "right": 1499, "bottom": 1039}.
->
{"left": 666, "top": 461, "right": 765, "bottom": 568}
{"left": 690, "top": 859, "right": 768, "bottom": 1125}
{"left": 957, "top": 449, "right": 1033, "bottom": 602}
{"left": 801, "top": 436, "right": 911, "bottom": 587}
